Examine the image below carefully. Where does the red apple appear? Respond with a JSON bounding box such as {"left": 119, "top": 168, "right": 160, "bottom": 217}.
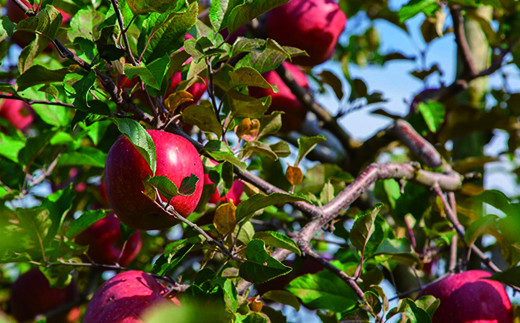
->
{"left": 83, "top": 270, "right": 180, "bottom": 323}
{"left": 166, "top": 72, "right": 207, "bottom": 106}
{"left": 266, "top": 0, "right": 347, "bottom": 66}
{"left": 104, "top": 130, "right": 204, "bottom": 230}
{"left": 417, "top": 270, "right": 513, "bottom": 323}
{"left": 10, "top": 268, "right": 79, "bottom": 323}
{"left": 165, "top": 34, "right": 207, "bottom": 106}
{"left": 0, "top": 97, "right": 33, "bottom": 130}
{"left": 75, "top": 214, "right": 142, "bottom": 266}
{"left": 249, "top": 62, "right": 309, "bottom": 132}
{"left": 6, "top": 0, "right": 72, "bottom": 49}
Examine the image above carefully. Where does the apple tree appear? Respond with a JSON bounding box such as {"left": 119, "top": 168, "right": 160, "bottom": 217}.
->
{"left": 0, "top": 0, "right": 520, "bottom": 322}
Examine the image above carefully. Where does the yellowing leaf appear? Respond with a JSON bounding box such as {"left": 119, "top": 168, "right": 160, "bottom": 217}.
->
{"left": 142, "top": 179, "right": 157, "bottom": 202}
{"left": 235, "top": 118, "right": 260, "bottom": 141}
{"left": 214, "top": 201, "right": 237, "bottom": 235}
{"left": 286, "top": 165, "right": 303, "bottom": 186}
{"left": 164, "top": 90, "right": 194, "bottom": 112}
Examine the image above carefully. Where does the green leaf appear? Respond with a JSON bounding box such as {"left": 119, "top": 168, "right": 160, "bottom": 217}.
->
{"left": 146, "top": 174, "right": 199, "bottom": 201}
{"left": 222, "top": 0, "right": 289, "bottom": 33}
{"left": 182, "top": 102, "right": 223, "bottom": 138}
{"left": 262, "top": 290, "right": 301, "bottom": 311}
{"left": 124, "top": 55, "right": 170, "bottom": 91}
{"left": 253, "top": 231, "right": 300, "bottom": 255}
{"left": 57, "top": 147, "right": 107, "bottom": 168}
{"left": 374, "top": 238, "right": 420, "bottom": 265}
{"left": 399, "top": 0, "right": 439, "bottom": 23}
{"left": 464, "top": 214, "right": 498, "bottom": 246}
{"left": 295, "top": 136, "right": 327, "bottom": 166}
{"left": 32, "top": 103, "right": 71, "bottom": 127}
{"left": 126, "top": 0, "right": 185, "bottom": 15}
{"left": 112, "top": 118, "right": 157, "bottom": 175}
{"left": 286, "top": 270, "right": 358, "bottom": 313}
{"left": 236, "top": 221, "right": 255, "bottom": 246}
{"left": 42, "top": 185, "right": 75, "bottom": 245}
{"left": 205, "top": 140, "right": 247, "bottom": 169}
{"left": 402, "top": 299, "right": 432, "bottom": 323}
{"left": 16, "top": 5, "right": 62, "bottom": 73}
{"left": 138, "top": 2, "right": 198, "bottom": 63}
{"left": 236, "top": 193, "right": 308, "bottom": 221}
{"left": 72, "top": 70, "right": 97, "bottom": 111}
{"left": 230, "top": 67, "right": 273, "bottom": 90}
{"left": 239, "top": 239, "right": 292, "bottom": 284}
{"left": 154, "top": 241, "right": 194, "bottom": 276}
{"left": 0, "top": 133, "right": 25, "bottom": 163}
{"left": 269, "top": 141, "right": 291, "bottom": 158}
{"left": 418, "top": 101, "right": 445, "bottom": 133}
{"left": 351, "top": 205, "right": 383, "bottom": 253}
{"left": 16, "top": 66, "right": 68, "bottom": 92}
{"left": 489, "top": 266, "right": 520, "bottom": 289}
{"left": 68, "top": 8, "right": 104, "bottom": 42}
{"left": 415, "top": 295, "right": 440, "bottom": 318}
{"left": 235, "top": 40, "right": 305, "bottom": 74}
{"left": 66, "top": 209, "right": 109, "bottom": 239}
{"left": 209, "top": 0, "right": 230, "bottom": 32}
{"left": 228, "top": 90, "right": 271, "bottom": 118}
{"left": 241, "top": 140, "right": 278, "bottom": 160}
{"left": 257, "top": 111, "right": 283, "bottom": 138}
{"left": 18, "top": 131, "right": 55, "bottom": 166}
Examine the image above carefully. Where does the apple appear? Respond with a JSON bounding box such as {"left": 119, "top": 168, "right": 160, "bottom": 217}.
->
{"left": 83, "top": 270, "right": 180, "bottom": 323}
{"left": 265, "top": 0, "right": 347, "bottom": 66}
{"left": 204, "top": 160, "right": 245, "bottom": 205}
{"left": 166, "top": 72, "right": 207, "bottom": 107}
{"left": 0, "top": 97, "right": 33, "bottom": 130}
{"left": 6, "top": 0, "right": 72, "bottom": 49}
{"left": 104, "top": 130, "right": 204, "bottom": 230}
{"left": 75, "top": 214, "right": 142, "bottom": 266}
{"left": 249, "top": 62, "right": 309, "bottom": 132}
{"left": 165, "top": 33, "right": 207, "bottom": 107}
{"left": 417, "top": 270, "right": 513, "bottom": 323}
{"left": 10, "top": 268, "right": 79, "bottom": 323}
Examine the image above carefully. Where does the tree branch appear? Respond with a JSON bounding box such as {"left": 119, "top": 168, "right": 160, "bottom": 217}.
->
{"left": 451, "top": 6, "right": 478, "bottom": 78}
{"left": 0, "top": 94, "right": 74, "bottom": 108}
{"left": 432, "top": 185, "right": 501, "bottom": 272}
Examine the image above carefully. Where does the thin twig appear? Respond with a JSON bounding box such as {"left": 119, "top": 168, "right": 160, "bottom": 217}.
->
{"left": 0, "top": 94, "right": 75, "bottom": 108}
{"left": 433, "top": 185, "right": 501, "bottom": 272}
{"left": 110, "top": 0, "right": 137, "bottom": 65}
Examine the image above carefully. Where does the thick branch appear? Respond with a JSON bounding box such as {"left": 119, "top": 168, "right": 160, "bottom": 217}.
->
{"left": 451, "top": 6, "right": 478, "bottom": 78}
{"left": 321, "top": 163, "right": 463, "bottom": 218}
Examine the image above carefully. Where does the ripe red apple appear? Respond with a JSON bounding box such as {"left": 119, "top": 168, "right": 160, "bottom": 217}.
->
{"left": 6, "top": 0, "right": 72, "bottom": 49}
{"left": 83, "top": 270, "right": 180, "bottom": 323}
{"left": 75, "top": 214, "right": 142, "bottom": 266}
{"left": 10, "top": 268, "right": 79, "bottom": 323}
{"left": 249, "top": 62, "right": 309, "bottom": 132}
{"left": 417, "top": 270, "right": 513, "bottom": 323}
{"left": 204, "top": 160, "right": 245, "bottom": 205}
{"left": 166, "top": 72, "right": 207, "bottom": 106}
{"left": 266, "top": 0, "right": 347, "bottom": 66}
{"left": 206, "top": 175, "right": 245, "bottom": 205}
{"left": 0, "top": 97, "right": 33, "bottom": 130}
{"left": 104, "top": 130, "right": 204, "bottom": 230}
